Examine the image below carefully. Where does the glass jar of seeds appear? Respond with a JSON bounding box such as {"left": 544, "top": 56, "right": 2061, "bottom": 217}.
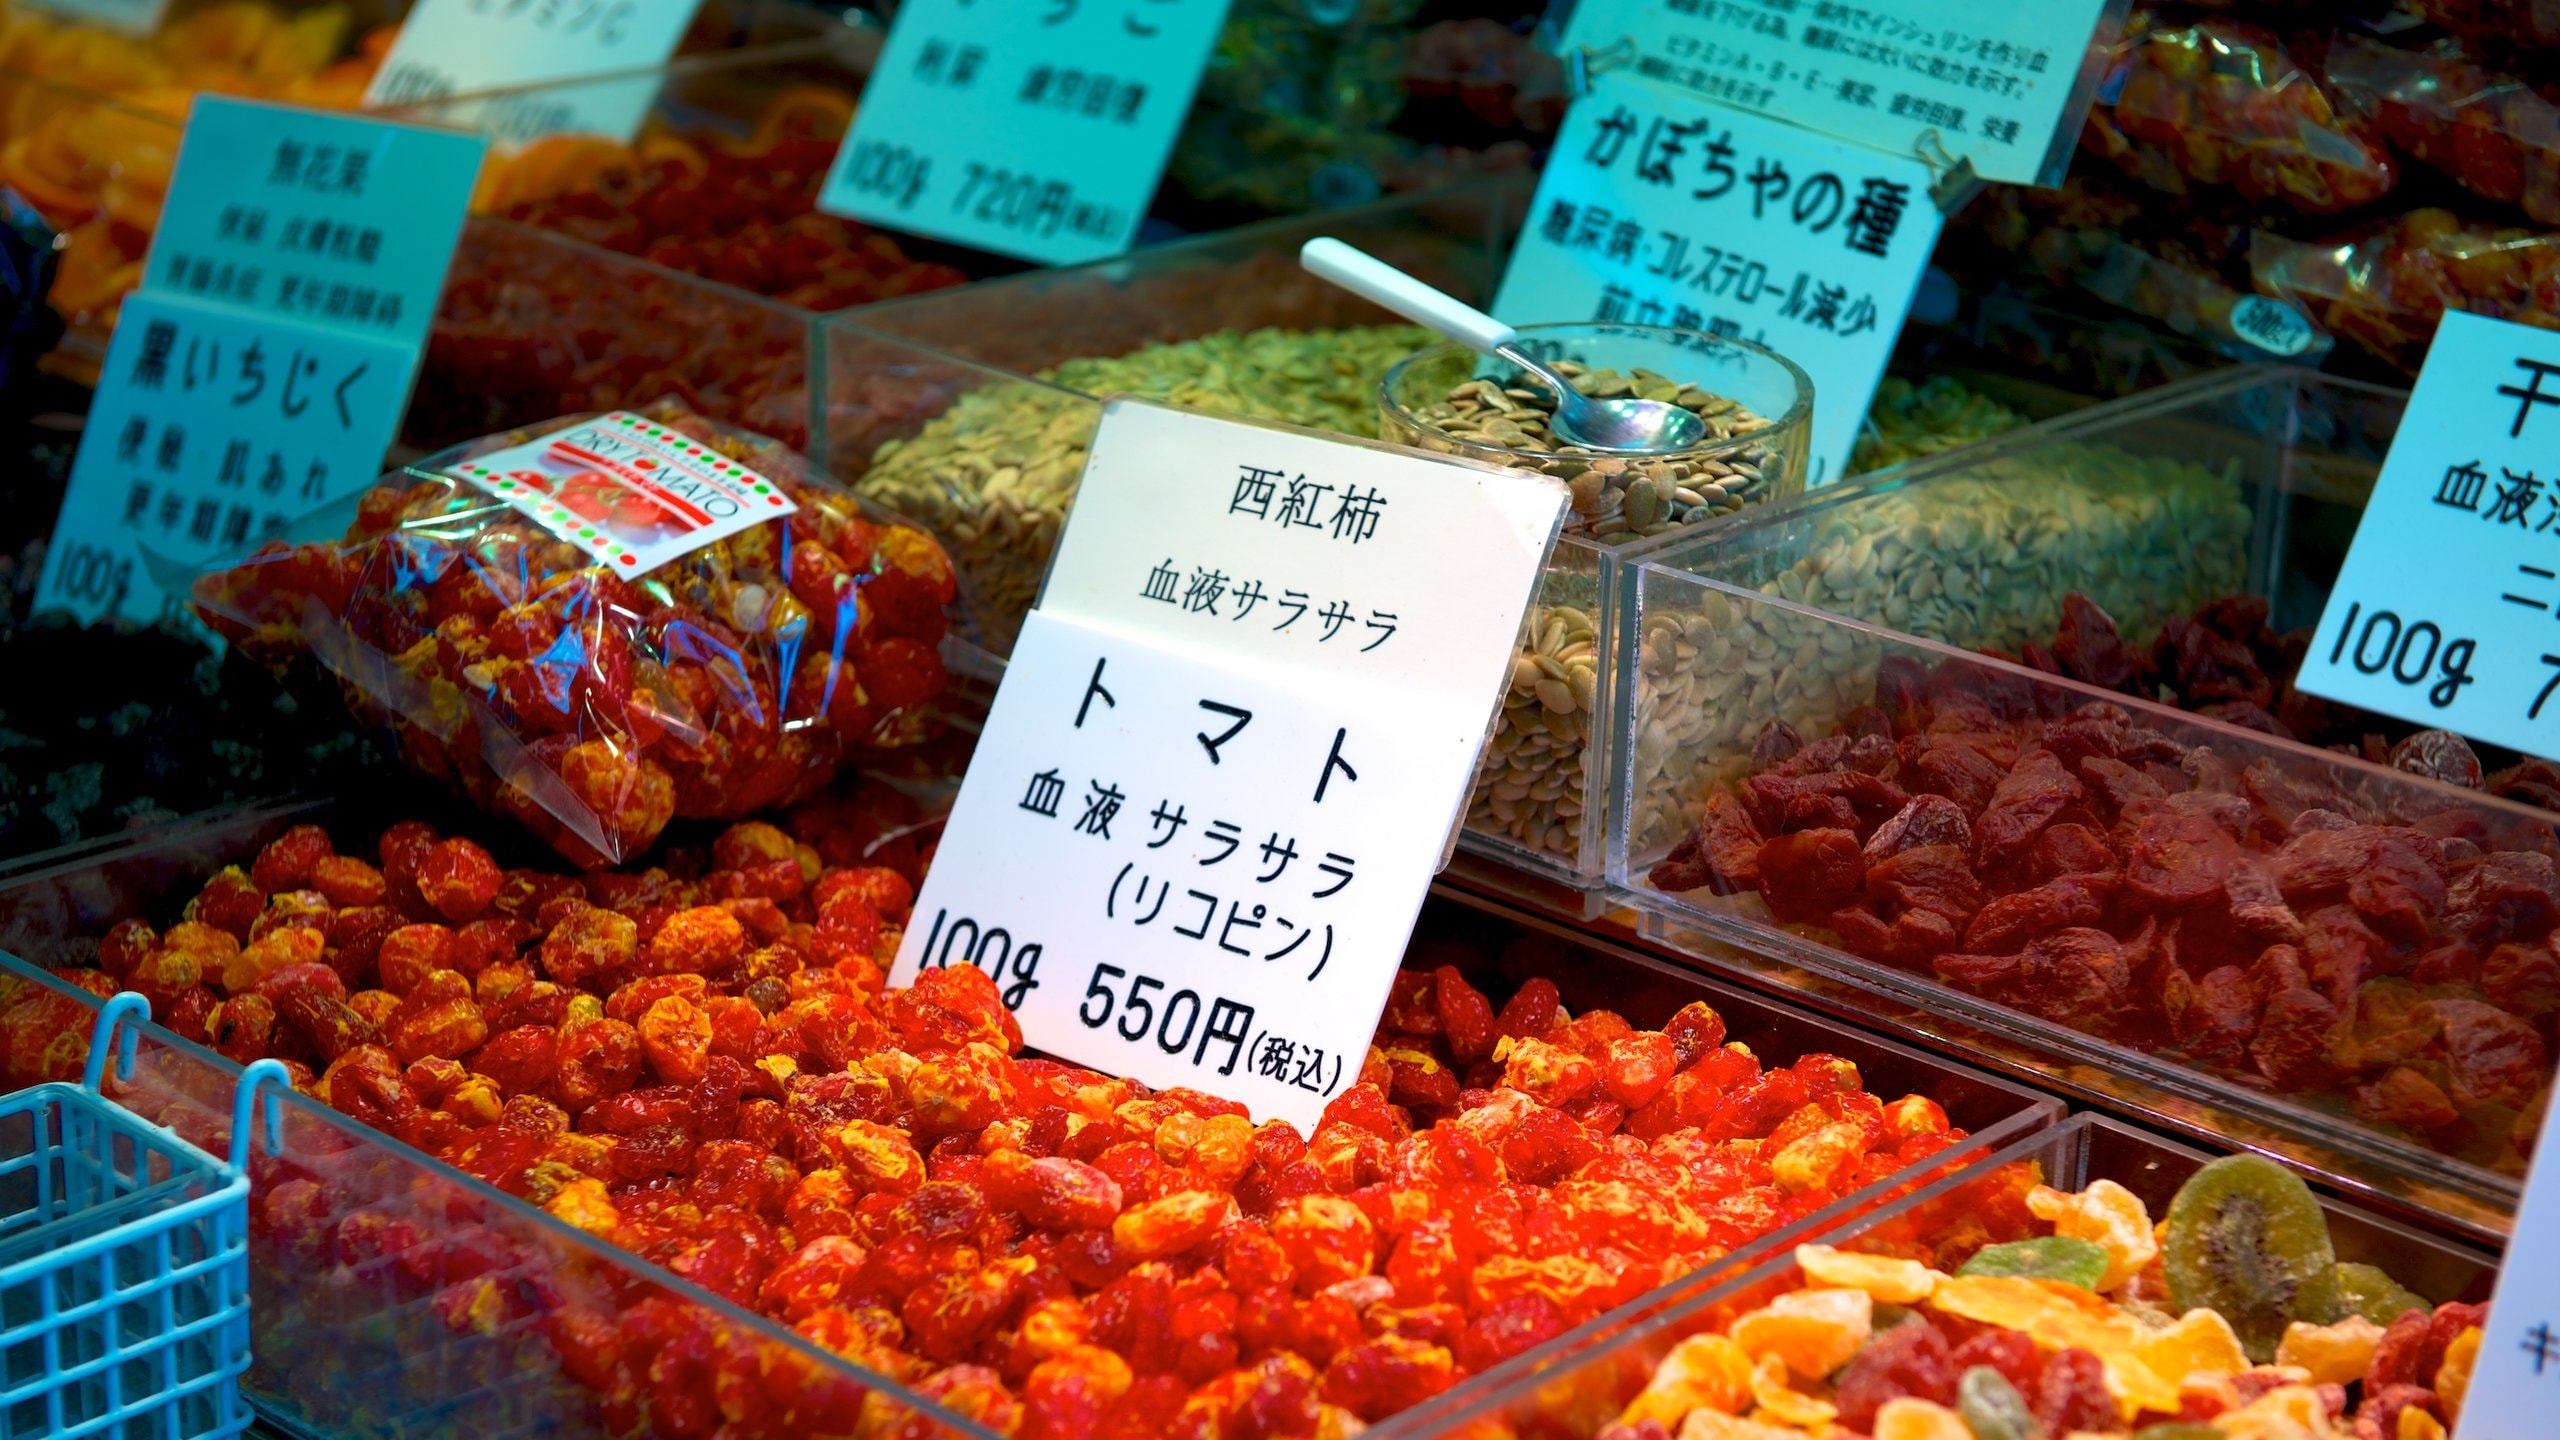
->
{"left": 1376, "top": 323, "right": 1813, "bottom": 882}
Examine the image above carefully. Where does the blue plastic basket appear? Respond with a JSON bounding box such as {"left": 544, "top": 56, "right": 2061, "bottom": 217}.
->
{"left": 0, "top": 994, "right": 288, "bottom": 1440}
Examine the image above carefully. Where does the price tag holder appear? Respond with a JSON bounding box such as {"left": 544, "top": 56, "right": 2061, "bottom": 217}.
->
{"left": 14, "top": 0, "right": 168, "bottom": 37}
{"left": 1555, "top": 0, "right": 2121, "bottom": 186}
{"left": 1493, "top": 71, "right": 1938, "bottom": 485}
{"left": 150, "top": 95, "right": 486, "bottom": 355}
{"left": 2294, "top": 310, "right": 2560, "bottom": 754}
{"left": 816, "top": 0, "right": 1232, "bottom": 264}
{"left": 366, "top": 0, "right": 703, "bottom": 143}
{"left": 36, "top": 98, "right": 481, "bottom": 625}
{"left": 39, "top": 293, "right": 413, "bottom": 626}
{"left": 891, "top": 401, "right": 1566, "bottom": 1126}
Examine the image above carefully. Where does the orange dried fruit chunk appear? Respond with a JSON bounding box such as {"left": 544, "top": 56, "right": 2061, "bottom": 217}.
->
{"left": 1870, "top": 1398, "right": 1971, "bottom": 1440}
{"left": 1666, "top": 1411, "right": 1806, "bottom": 1440}
{"left": 2275, "top": 1313, "right": 2384, "bottom": 1386}
{"left": 2133, "top": 1307, "right": 2249, "bottom": 1388}
{"left": 1728, "top": 1286, "right": 1871, "bottom": 1379}
{"left": 1746, "top": 1351, "right": 1835, "bottom": 1428}
{"left": 2026, "top": 1180, "right": 2158, "bottom": 1292}
{"left": 1795, "top": 1244, "right": 1939, "bottom": 1304}
{"left": 2438, "top": 1325, "right": 2482, "bottom": 1426}
{"left": 1615, "top": 1333, "right": 1751, "bottom": 1427}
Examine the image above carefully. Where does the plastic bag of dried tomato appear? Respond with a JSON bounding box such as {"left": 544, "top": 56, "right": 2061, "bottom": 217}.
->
{"left": 2328, "top": 35, "right": 2560, "bottom": 229}
{"left": 190, "top": 402, "right": 962, "bottom": 868}
{"left": 2250, "top": 208, "right": 2560, "bottom": 373}
{"left": 2082, "top": 13, "right": 2395, "bottom": 216}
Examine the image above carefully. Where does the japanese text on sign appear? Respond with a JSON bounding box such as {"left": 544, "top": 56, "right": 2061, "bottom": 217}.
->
{"left": 1556, "top": 0, "right": 2119, "bottom": 186}
{"left": 2296, "top": 310, "right": 2560, "bottom": 758}
{"left": 1493, "top": 73, "right": 1937, "bottom": 483}
{"left": 894, "top": 402, "right": 1566, "bottom": 1125}
{"left": 366, "top": 0, "right": 702, "bottom": 143}
{"left": 38, "top": 294, "right": 412, "bottom": 626}
{"left": 2452, "top": 1050, "right": 2560, "bottom": 1439}
{"left": 818, "top": 0, "right": 1233, "bottom": 264}
{"left": 149, "top": 96, "right": 485, "bottom": 356}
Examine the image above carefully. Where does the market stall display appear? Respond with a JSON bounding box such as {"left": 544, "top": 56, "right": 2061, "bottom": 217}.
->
{"left": 0, "top": 804, "right": 2054, "bottom": 1439}
{"left": 191, "top": 404, "right": 962, "bottom": 867}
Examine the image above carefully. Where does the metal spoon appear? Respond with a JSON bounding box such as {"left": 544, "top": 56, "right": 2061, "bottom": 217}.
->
{"left": 1299, "top": 237, "right": 1708, "bottom": 454}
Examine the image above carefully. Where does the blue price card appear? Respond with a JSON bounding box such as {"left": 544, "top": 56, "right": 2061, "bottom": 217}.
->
{"left": 13, "top": 0, "right": 170, "bottom": 37}
{"left": 36, "top": 293, "right": 412, "bottom": 626}
{"left": 2295, "top": 309, "right": 2560, "bottom": 759}
{"left": 149, "top": 95, "right": 485, "bottom": 356}
{"left": 817, "top": 0, "right": 1233, "bottom": 265}
{"left": 1492, "top": 73, "right": 1940, "bottom": 485}
{"left": 1556, "top": 0, "right": 2123, "bottom": 186}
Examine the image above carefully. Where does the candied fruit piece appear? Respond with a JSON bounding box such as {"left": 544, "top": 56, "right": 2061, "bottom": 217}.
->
{"left": 2026, "top": 1179, "right": 2159, "bottom": 1292}
{"left": 1956, "top": 1236, "right": 2111, "bottom": 1290}
{"left": 637, "top": 994, "right": 713, "bottom": 1084}
{"left": 1728, "top": 1287, "right": 1870, "bottom": 1379}
{"left": 1111, "top": 1190, "right": 1233, "bottom": 1261}
{"left": 1273, "top": 1196, "right": 1375, "bottom": 1291}
{"left": 2438, "top": 1324, "right": 2480, "bottom": 1426}
{"left": 1954, "top": 1365, "right": 2034, "bottom": 1440}
{"left": 1870, "top": 1397, "right": 1971, "bottom": 1440}
{"left": 418, "top": 838, "right": 502, "bottom": 921}
{"left": 1832, "top": 1317, "right": 1955, "bottom": 1430}
{"left": 2276, "top": 1314, "right": 2383, "bottom": 1385}
{"left": 2032, "top": 1346, "right": 2117, "bottom": 1434}
{"left": 1794, "top": 1245, "right": 1939, "bottom": 1304}
{"left": 2134, "top": 1307, "right": 2248, "bottom": 1390}
{"left": 650, "top": 906, "right": 748, "bottom": 975}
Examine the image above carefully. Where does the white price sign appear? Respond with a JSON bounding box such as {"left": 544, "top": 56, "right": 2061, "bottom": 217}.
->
{"left": 2455, "top": 1065, "right": 2560, "bottom": 1440}
{"left": 816, "top": 0, "right": 1231, "bottom": 264}
{"left": 1556, "top": 0, "right": 2121, "bottom": 186}
{"left": 892, "top": 401, "right": 1567, "bottom": 1126}
{"left": 1493, "top": 72, "right": 1938, "bottom": 484}
{"left": 365, "top": 0, "right": 703, "bottom": 143}
{"left": 2295, "top": 310, "right": 2560, "bottom": 757}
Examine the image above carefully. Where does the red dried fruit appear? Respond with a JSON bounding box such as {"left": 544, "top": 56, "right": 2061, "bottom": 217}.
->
{"left": 417, "top": 838, "right": 503, "bottom": 922}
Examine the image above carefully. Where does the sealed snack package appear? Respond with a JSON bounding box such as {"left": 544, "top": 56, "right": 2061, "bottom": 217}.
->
{"left": 2252, "top": 207, "right": 2560, "bottom": 373}
{"left": 192, "top": 403, "right": 960, "bottom": 867}
{"left": 2083, "top": 12, "right": 2395, "bottom": 215}
{"left": 2329, "top": 35, "right": 2560, "bottom": 228}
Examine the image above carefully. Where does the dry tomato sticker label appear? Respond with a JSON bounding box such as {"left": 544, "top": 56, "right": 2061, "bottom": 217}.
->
{"left": 449, "top": 412, "right": 797, "bottom": 577}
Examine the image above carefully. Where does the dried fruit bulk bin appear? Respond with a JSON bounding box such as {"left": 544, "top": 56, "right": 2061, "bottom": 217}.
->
{"left": 1392, "top": 1114, "right": 2499, "bottom": 1440}
{"left": 0, "top": 797, "right": 2059, "bottom": 1439}
{"left": 1612, "top": 561, "right": 2560, "bottom": 1238}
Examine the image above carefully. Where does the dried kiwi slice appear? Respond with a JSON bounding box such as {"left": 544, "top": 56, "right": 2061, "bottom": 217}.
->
{"left": 2162, "top": 1154, "right": 2342, "bottom": 1362}
{"left": 2333, "top": 1261, "right": 2431, "bottom": 1324}
{"left": 1956, "top": 1365, "right": 2036, "bottom": 1440}
{"left": 1956, "top": 1236, "right": 2111, "bottom": 1290}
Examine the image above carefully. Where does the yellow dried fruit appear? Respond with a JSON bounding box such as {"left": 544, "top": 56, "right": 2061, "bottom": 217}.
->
{"left": 1618, "top": 1334, "right": 1753, "bottom": 1427}
{"left": 1771, "top": 1122, "right": 1867, "bottom": 1194}
{"left": 2135, "top": 1307, "right": 2249, "bottom": 1388}
{"left": 2276, "top": 1314, "right": 2385, "bottom": 1386}
{"left": 1728, "top": 1287, "right": 1872, "bottom": 1379}
{"left": 2437, "top": 1325, "right": 2481, "bottom": 1427}
{"left": 1673, "top": 1410, "right": 1806, "bottom": 1440}
{"left": 1746, "top": 1352, "right": 1835, "bottom": 1428}
{"left": 1927, "top": 1276, "right": 2173, "bottom": 1418}
{"left": 2398, "top": 1408, "right": 2447, "bottom": 1440}
{"left": 1871, "top": 1398, "right": 1971, "bottom": 1440}
{"left": 2027, "top": 1180, "right": 2159, "bottom": 1292}
{"left": 1795, "top": 1244, "right": 1940, "bottom": 1304}
{"left": 2210, "top": 1383, "right": 2338, "bottom": 1440}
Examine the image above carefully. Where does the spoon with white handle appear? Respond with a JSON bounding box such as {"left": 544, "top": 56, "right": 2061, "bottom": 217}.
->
{"left": 1299, "top": 237, "right": 1708, "bottom": 454}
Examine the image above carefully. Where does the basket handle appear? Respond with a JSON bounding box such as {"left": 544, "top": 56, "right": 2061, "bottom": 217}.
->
{"left": 231, "top": 1060, "right": 293, "bottom": 1173}
{"left": 80, "top": 992, "right": 152, "bottom": 1094}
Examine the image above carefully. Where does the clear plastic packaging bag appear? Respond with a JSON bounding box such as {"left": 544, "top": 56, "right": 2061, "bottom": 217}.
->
{"left": 2083, "top": 12, "right": 2396, "bottom": 215}
{"left": 2251, "top": 207, "right": 2560, "bottom": 373}
{"left": 2329, "top": 34, "right": 2560, "bottom": 227}
{"left": 192, "top": 402, "right": 961, "bottom": 867}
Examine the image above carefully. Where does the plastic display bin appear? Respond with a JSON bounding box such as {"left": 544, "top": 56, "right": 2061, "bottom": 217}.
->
{"left": 1383, "top": 1113, "right": 2501, "bottom": 1439}
{"left": 1610, "top": 559, "right": 2560, "bottom": 1238}
{"left": 0, "top": 800, "right": 2061, "bottom": 1438}
{"left": 1, "top": 995, "right": 290, "bottom": 1440}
